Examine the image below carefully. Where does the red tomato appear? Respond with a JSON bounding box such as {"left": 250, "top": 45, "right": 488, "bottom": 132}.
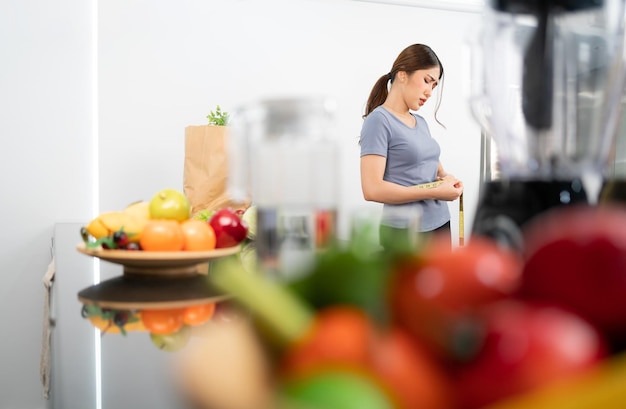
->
{"left": 454, "top": 300, "right": 607, "bottom": 409}
{"left": 389, "top": 236, "right": 522, "bottom": 360}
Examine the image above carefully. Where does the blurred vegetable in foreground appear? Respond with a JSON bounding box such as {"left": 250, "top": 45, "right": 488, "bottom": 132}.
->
{"left": 171, "top": 204, "right": 626, "bottom": 409}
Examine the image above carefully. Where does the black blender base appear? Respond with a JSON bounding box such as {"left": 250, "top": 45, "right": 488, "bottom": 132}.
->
{"left": 471, "top": 180, "right": 588, "bottom": 251}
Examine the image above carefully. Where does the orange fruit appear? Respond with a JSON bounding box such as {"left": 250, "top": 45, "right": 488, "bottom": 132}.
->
{"left": 183, "top": 302, "right": 216, "bottom": 326}
{"left": 139, "top": 220, "right": 184, "bottom": 251}
{"left": 141, "top": 308, "right": 185, "bottom": 335}
{"left": 180, "top": 219, "right": 216, "bottom": 251}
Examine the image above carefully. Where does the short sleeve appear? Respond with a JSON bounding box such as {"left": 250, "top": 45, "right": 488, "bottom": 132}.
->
{"left": 360, "top": 110, "right": 391, "bottom": 158}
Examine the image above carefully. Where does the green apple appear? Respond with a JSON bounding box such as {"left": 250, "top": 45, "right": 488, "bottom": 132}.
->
{"left": 149, "top": 189, "right": 191, "bottom": 221}
{"left": 150, "top": 325, "right": 192, "bottom": 352}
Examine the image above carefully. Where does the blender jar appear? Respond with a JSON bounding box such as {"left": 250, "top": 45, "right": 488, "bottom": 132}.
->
{"left": 470, "top": 0, "right": 626, "bottom": 186}
{"left": 468, "top": 0, "right": 626, "bottom": 249}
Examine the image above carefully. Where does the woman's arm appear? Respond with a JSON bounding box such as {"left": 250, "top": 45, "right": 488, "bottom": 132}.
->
{"left": 360, "top": 155, "right": 462, "bottom": 204}
{"left": 437, "top": 162, "right": 447, "bottom": 179}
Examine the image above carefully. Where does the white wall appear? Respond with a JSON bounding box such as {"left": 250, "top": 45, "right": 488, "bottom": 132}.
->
{"left": 97, "top": 0, "right": 482, "bottom": 243}
{"left": 0, "top": 1, "right": 481, "bottom": 407}
{"left": 0, "top": 0, "right": 94, "bottom": 408}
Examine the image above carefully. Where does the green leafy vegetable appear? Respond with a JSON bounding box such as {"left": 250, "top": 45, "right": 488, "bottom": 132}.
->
{"left": 207, "top": 105, "right": 230, "bottom": 126}
{"left": 194, "top": 209, "right": 216, "bottom": 222}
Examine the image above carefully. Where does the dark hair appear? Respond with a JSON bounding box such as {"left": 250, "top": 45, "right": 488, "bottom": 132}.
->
{"left": 363, "top": 44, "right": 445, "bottom": 126}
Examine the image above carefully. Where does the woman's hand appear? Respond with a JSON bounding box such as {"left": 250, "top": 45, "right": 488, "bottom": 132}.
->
{"left": 436, "top": 176, "right": 463, "bottom": 201}
{"left": 437, "top": 173, "right": 455, "bottom": 182}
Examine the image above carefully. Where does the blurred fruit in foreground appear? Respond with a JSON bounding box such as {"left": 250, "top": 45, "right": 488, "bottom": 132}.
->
{"left": 163, "top": 204, "right": 626, "bottom": 409}
{"left": 280, "top": 306, "right": 452, "bottom": 409}
{"left": 519, "top": 204, "right": 626, "bottom": 341}
{"left": 175, "top": 317, "right": 275, "bottom": 409}
{"left": 389, "top": 236, "right": 522, "bottom": 361}
{"left": 149, "top": 188, "right": 191, "bottom": 221}
{"left": 208, "top": 255, "right": 453, "bottom": 409}
{"left": 139, "top": 219, "right": 185, "bottom": 251}
{"left": 279, "top": 306, "right": 373, "bottom": 377}
{"left": 481, "top": 351, "right": 626, "bottom": 409}
{"left": 281, "top": 369, "right": 395, "bottom": 409}
{"left": 368, "top": 327, "right": 452, "bottom": 409}
{"left": 454, "top": 300, "right": 607, "bottom": 409}
{"left": 288, "top": 245, "right": 391, "bottom": 325}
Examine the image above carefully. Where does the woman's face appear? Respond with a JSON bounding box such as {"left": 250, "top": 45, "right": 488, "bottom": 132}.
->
{"left": 403, "top": 66, "right": 440, "bottom": 111}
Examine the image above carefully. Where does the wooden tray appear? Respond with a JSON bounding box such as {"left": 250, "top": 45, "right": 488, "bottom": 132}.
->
{"left": 77, "top": 274, "right": 229, "bottom": 310}
{"left": 76, "top": 242, "right": 241, "bottom": 276}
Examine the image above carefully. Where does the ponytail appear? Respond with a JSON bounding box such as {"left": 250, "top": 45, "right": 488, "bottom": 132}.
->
{"left": 363, "top": 73, "right": 394, "bottom": 119}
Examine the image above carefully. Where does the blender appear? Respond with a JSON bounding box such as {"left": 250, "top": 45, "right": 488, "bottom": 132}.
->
{"left": 469, "top": 0, "right": 626, "bottom": 251}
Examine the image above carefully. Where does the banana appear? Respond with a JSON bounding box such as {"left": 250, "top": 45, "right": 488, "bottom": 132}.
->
{"left": 84, "top": 201, "right": 151, "bottom": 243}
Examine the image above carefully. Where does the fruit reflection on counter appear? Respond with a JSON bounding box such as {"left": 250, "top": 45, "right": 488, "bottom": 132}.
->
{"left": 81, "top": 301, "right": 225, "bottom": 352}
{"left": 81, "top": 188, "right": 249, "bottom": 251}
{"left": 173, "top": 203, "right": 626, "bottom": 409}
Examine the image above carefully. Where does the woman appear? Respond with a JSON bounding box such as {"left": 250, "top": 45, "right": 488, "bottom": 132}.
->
{"left": 359, "top": 44, "right": 463, "bottom": 249}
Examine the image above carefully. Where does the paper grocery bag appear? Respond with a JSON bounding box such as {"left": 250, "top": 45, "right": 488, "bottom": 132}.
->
{"left": 183, "top": 125, "right": 249, "bottom": 217}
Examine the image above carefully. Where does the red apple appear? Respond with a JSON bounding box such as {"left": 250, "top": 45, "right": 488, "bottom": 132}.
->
{"left": 518, "top": 204, "right": 626, "bottom": 341}
{"left": 454, "top": 300, "right": 607, "bottom": 409}
{"left": 209, "top": 208, "right": 249, "bottom": 248}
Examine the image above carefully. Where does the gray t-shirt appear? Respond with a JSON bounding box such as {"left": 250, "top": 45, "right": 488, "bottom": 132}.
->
{"left": 360, "top": 106, "right": 450, "bottom": 232}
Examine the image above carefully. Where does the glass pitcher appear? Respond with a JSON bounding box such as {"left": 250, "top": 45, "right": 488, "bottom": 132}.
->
{"left": 228, "top": 96, "right": 339, "bottom": 279}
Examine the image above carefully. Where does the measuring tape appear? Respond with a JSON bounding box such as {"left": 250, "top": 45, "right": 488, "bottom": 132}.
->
{"left": 459, "top": 193, "right": 465, "bottom": 246}
{"left": 412, "top": 180, "right": 465, "bottom": 246}
{"left": 413, "top": 180, "right": 444, "bottom": 189}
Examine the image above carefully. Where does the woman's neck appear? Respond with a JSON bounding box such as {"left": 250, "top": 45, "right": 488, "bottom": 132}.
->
{"left": 382, "top": 103, "right": 415, "bottom": 127}
{"left": 383, "top": 103, "right": 411, "bottom": 118}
